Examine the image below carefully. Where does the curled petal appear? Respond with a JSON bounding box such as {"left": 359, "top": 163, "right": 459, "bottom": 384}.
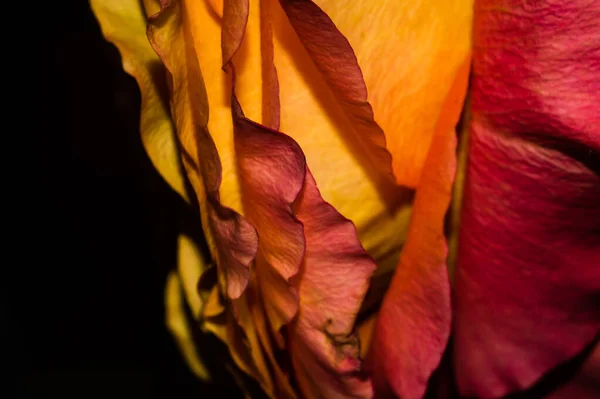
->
{"left": 454, "top": 1, "right": 600, "bottom": 397}
{"left": 278, "top": 0, "right": 394, "bottom": 183}
{"left": 147, "top": 0, "right": 258, "bottom": 300}
{"left": 308, "top": 0, "right": 473, "bottom": 187}
{"left": 229, "top": 44, "right": 376, "bottom": 399}
{"left": 222, "top": 0, "right": 249, "bottom": 68}
{"left": 291, "top": 171, "right": 376, "bottom": 399}
{"left": 90, "top": 0, "right": 188, "bottom": 200}
{"left": 268, "top": 0, "right": 413, "bottom": 300}
{"left": 367, "top": 59, "right": 471, "bottom": 399}
{"left": 232, "top": 93, "right": 305, "bottom": 345}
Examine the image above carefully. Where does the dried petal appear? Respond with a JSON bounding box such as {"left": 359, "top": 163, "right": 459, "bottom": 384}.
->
{"left": 278, "top": 0, "right": 394, "bottom": 184}
{"left": 228, "top": 29, "right": 376, "bottom": 397}
{"left": 232, "top": 95, "right": 304, "bottom": 344}
{"left": 291, "top": 171, "right": 376, "bottom": 399}
{"left": 269, "top": 1, "right": 413, "bottom": 292}
{"left": 147, "top": 0, "right": 258, "bottom": 300}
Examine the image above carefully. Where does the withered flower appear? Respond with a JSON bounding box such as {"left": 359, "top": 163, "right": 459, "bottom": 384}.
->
{"left": 91, "top": 0, "right": 599, "bottom": 398}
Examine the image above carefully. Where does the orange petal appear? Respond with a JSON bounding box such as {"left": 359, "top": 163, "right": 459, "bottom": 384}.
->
{"left": 366, "top": 58, "right": 471, "bottom": 399}
{"left": 312, "top": 0, "right": 473, "bottom": 187}
{"left": 278, "top": 0, "right": 394, "bottom": 184}
{"left": 269, "top": 0, "right": 413, "bottom": 287}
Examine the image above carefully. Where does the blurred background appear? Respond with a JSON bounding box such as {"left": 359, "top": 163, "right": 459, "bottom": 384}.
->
{"left": 9, "top": 1, "right": 238, "bottom": 397}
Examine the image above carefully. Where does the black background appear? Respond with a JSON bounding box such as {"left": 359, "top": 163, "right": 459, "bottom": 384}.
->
{"left": 10, "top": 1, "right": 238, "bottom": 397}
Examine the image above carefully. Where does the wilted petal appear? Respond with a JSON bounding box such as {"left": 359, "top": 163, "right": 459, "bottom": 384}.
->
{"left": 454, "top": 1, "right": 600, "bottom": 397}
{"left": 203, "top": 292, "right": 272, "bottom": 391}
{"left": 291, "top": 172, "right": 376, "bottom": 399}
{"left": 90, "top": 0, "right": 188, "bottom": 200}
{"left": 233, "top": 98, "right": 305, "bottom": 345}
{"left": 278, "top": 0, "right": 394, "bottom": 184}
{"left": 147, "top": 0, "right": 258, "bottom": 300}
{"left": 186, "top": 0, "right": 413, "bottom": 296}
{"left": 231, "top": 81, "right": 376, "bottom": 397}
{"left": 309, "top": 0, "right": 473, "bottom": 187}
{"left": 367, "top": 59, "right": 471, "bottom": 399}
{"left": 244, "top": 277, "right": 299, "bottom": 399}
{"left": 268, "top": 1, "right": 413, "bottom": 293}
{"left": 227, "top": 25, "right": 376, "bottom": 397}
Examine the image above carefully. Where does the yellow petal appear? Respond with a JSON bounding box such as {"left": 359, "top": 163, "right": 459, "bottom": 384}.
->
{"left": 165, "top": 271, "right": 211, "bottom": 381}
{"left": 314, "top": 0, "right": 474, "bottom": 188}
{"left": 177, "top": 234, "right": 210, "bottom": 317}
{"left": 90, "top": 0, "right": 188, "bottom": 201}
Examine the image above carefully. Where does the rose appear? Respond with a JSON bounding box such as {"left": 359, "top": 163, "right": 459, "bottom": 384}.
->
{"left": 91, "top": 0, "right": 600, "bottom": 398}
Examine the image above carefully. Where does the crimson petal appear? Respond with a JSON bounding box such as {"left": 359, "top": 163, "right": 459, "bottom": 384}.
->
{"left": 454, "top": 1, "right": 600, "bottom": 397}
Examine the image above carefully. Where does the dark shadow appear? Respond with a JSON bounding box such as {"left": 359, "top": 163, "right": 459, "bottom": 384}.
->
{"left": 11, "top": 1, "right": 245, "bottom": 397}
{"left": 424, "top": 336, "right": 599, "bottom": 399}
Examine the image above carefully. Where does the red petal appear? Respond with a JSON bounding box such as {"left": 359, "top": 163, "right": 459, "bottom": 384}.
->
{"left": 278, "top": 0, "right": 394, "bottom": 184}
{"left": 366, "top": 59, "right": 470, "bottom": 399}
{"left": 454, "top": 1, "right": 600, "bottom": 397}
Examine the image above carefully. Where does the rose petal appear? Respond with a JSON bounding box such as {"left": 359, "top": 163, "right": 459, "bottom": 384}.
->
{"left": 292, "top": 0, "right": 474, "bottom": 188}
{"left": 222, "top": 0, "right": 249, "bottom": 68}
{"left": 203, "top": 293, "right": 269, "bottom": 389}
{"left": 147, "top": 0, "right": 258, "bottom": 300}
{"left": 454, "top": 1, "right": 600, "bottom": 397}
{"left": 231, "top": 97, "right": 377, "bottom": 397}
{"left": 278, "top": 0, "right": 394, "bottom": 184}
{"left": 245, "top": 277, "right": 299, "bottom": 399}
{"left": 259, "top": 0, "right": 280, "bottom": 131}
{"left": 177, "top": 234, "right": 210, "bottom": 317}
{"left": 228, "top": 30, "right": 376, "bottom": 397}
{"left": 165, "top": 271, "right": 211, "bottom": 381}
{"left": 290, "top": 171, "right": 376, "bottom": 399}
{"left": 367, "top": 58, "right": 471, "bottom": 399}
{"left": 268, "top": 1, "right": 413, "bottom": 298}
{"left": 90, "top": 0, "right": 188, "bottom": 200}
{"left": 545, "top": 342, "right": 600, "bottom": 399}
{"left": 231, "top": 95, "right": 305, "bottom": 345}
